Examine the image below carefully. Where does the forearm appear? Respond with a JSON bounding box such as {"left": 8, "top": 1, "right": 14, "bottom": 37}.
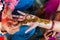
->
{"left": 25, "top": 15, "right": 60, "bottom": 33}
{"left": 38, "top": 21, "right": 52, "bottom": 29}
{"left": 38, "top": 21, "right": 60, "bottom": 32}
{"left": 24, "top": 15, "right": 52, "bottom": 30}
{"left": 52, "top": 21, "right": 60, "bottom": 32}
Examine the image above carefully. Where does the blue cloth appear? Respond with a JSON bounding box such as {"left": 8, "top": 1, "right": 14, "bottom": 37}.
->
{"left": 15, "top": 0, "right": 34, "bottom": 11}
{"left": 5, "top": 25, "right": 35, "bottom": 40}
{"left": 10, "top": 0, "right": 35, "bottom": 40}
{"left": 12, "top": 0, "right": 34, "bottom": 15}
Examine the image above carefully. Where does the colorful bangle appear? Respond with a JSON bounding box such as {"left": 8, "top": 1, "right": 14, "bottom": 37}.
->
{"left": 50, "top": 21, "right": 55, "bottom": 30}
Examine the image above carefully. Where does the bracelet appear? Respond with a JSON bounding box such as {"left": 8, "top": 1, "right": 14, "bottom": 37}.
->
{"left": 50, "top": 21, "right": 55, "bottom": 30}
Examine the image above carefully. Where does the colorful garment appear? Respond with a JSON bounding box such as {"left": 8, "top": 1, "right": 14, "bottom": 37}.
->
{"left": 48, "top": 36, "right": 56, "bottom": 40}
{"left": 4, "top": 0, "right": 35, "bottom": 40}
{"left": 57, "top": 33, "right": 60, "bottom": 40}
{"left": 4, "top": 0, "right": 18, "bottom": 11}
{"left": 5, "top": 25, "right": 35, "bottom": 40}
{"left": 44, "top": 0, "right": 59, "bottom": 19}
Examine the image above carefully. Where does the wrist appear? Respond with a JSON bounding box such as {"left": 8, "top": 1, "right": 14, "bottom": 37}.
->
{"left": 50, "top": 21, "right": 55, "bottom": 30}
{"left": 38, "top": 21, "right": 52, "bottom": 29}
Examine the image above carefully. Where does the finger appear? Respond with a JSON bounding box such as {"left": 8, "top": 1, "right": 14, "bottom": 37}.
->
{"left": 11, "top": 26, "right": 19, "bottom": 29}
{"left": 2, "top": 23, "right": 9, "bottom": 30}
{"left": 29, "top": 22, "right": 34, "bottom": 27}
{"left": 15, "top": 24, "right": 20, "bottom": 30}
{"left": 17, "top": 19, "right": 24, "bottom": 21}
{"left": 17, "top": 17, "right": 25, "bottom": 21}
{"left": 25, "top": 22, "right": 39, "bottom": 34}
{"left": 13, "top": 15, "right": 25, "bottom": 21}
{"left": 19, "top": 16, "right": 25, "bottom": 18}
{"left": 9, "top": 28, "right": 19, "bottom": 34}
{"left": 7, "top": 29, "right": 16, "bottom": 34}
{"left": 10, "top": 24, "right": 20, "bottom": 29}
{"left": 12, "top": 15, "right": 25, "bottom": 19}
{"left": 17, "top": 10, "right": 27, "bottom": 16}
{"left": 11, "top": 29, "right": 19, "bottom": 33}
{"left": 15, "top": 24, "right": 20, "bottom": 28}
{"left": 12, "top": 15, "right": 20, "bottom": 18}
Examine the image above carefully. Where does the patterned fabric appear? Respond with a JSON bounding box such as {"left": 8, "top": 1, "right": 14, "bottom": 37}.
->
{"left": 57, "top": 33, "right": 60, "bottom": 40}
{"left": 4, "top": 0, "right": 18, "bottom": 10}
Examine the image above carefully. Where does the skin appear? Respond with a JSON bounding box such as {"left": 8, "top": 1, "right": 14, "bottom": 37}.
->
{"left": 54, "top": 12, "right": 60, "bottom": 21}
{"left": 2, "top": 10, "right": 27, "bottom": 34}
{"left": 2, "top": 9, "right": 60, "bottom": 34}
{"left": 44, "top": 31, "right": 56, "bottom": 40}
{"left": 10, "top": 11, "right": 60, "bottom": 32}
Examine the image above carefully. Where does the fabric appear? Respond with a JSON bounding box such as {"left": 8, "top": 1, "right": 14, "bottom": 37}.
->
{"left": 57, "top": 33, "right": 60, "bottom": 40}
{"left": 4, "top": 0, "right": 18, "bottom": 10}
{"left": 12, "top": 0, "right": 34, "bottom": 15}
{"left": 4, "top": 0, "right": 34, "bottom": 11}
{"left": 4, "top": 0, "right": 35, "bottom": 40}
{"left": 5, "top": 25, "right": 35, "bottom": 40}
{"left": 14, "top": 0, "right": 34, "bottom": 12}
{"left": 48, "top": 36, "right": 55, "bottom": 40}
{"left": 44, "top": 0, "right": 59, "bottom": 19}
{"left": 0, "top": 36, "right": 4, "bottom": 40}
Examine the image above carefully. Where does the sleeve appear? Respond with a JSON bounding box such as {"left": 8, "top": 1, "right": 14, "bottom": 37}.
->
{"left": 5, "top": 0, "right": 18, "bottom": 11}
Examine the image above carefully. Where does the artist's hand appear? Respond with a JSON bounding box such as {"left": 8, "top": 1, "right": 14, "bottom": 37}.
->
{"left": 2, "top": 21, "right": 20, "bottom": 34}
{"left": 7, "top": 24, "right": 20, "bottom": 34}
{"left": 25, "top": 22, "right": 39, "bottom": 33}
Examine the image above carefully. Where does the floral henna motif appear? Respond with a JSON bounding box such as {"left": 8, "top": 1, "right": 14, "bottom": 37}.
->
{"left": 18, "top": 14, "right": 51, "bottom": 24}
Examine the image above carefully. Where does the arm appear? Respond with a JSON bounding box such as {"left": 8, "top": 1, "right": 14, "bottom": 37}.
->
{"left": 13, "top": 11, "right": 60, "bottom": 33}
{"left": 24, "top": 14, "right": 60, "bottom": 33}
{"left": 3, "top": 0, "right": 18, "bottom": 19}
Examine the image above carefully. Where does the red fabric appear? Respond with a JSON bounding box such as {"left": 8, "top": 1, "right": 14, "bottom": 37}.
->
{"left": 0, "top": 36, "right": 4, "bottom": 40}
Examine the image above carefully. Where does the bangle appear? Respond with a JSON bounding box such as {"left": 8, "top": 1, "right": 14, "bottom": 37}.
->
{"left": 50, "top": 21, "right": 55, "bottom": 30}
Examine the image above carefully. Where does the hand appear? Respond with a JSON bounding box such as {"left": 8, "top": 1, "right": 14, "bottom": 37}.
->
{"left": 44, "top": 31, "right": 50, "bottom": 40}
{"left": 12, "top": 10, "right": 29, "bottom": 21}
{"left": 7, "top": 24, "right": 20, "bottom": 34}
{"left": 44, "top": 30, "right": 54, "bottom": 40}
{"left": 25, "top": 22, "right": 39, "bottom": 33}
{"left": 2, "top": 20, "right": 20, "bottom": 34}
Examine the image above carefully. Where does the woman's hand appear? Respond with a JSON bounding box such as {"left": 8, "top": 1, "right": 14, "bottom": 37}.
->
{"left": 6, "top": 24, "right": 20, "bottom": 34}
{"left": 2, "top": 19, "right": 20, "bottom": 34}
